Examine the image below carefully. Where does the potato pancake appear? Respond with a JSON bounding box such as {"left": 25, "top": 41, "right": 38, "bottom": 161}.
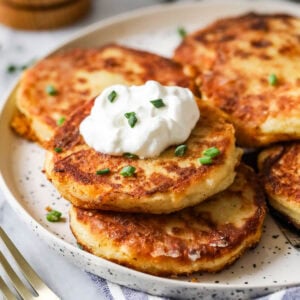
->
{"left": 70, "top": 164, "right": 266, "bottom": 276}
{"left": 12, "top": 43, "right": 195, "bottom": 144}
{"left": 45, "top": 99, "right": 241, "bottom": 214}
{"left": 174, "top": 13, "right": 300, "bottom": 147}
{"left": 258, "top": 143, "right": 300, "bottom": 229}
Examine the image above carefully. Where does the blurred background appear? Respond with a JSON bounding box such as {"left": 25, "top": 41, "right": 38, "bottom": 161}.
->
{"left": 0, "top": 0, "right": 191, "bottom": 92}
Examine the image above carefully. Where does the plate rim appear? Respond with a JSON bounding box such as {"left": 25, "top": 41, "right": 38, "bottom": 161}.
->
{"left": 0, "top": 0, "right": 300, "bottom": 292}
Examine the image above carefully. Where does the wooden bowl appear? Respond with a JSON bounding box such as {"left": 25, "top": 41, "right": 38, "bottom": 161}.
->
{"left": 5, "top": 0, "right": 70, "bottom": 7}
{"left": 0, "top": 0, "right": 91, "bottom": 30}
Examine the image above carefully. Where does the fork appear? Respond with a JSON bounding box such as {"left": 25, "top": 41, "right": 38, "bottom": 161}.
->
{"left": 0, "top": 227, "right": 60, "bottom": 300}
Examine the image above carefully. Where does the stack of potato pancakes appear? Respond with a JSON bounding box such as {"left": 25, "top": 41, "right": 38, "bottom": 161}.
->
{"left": 11, "top": 12, "right": 300, "bottom": 276}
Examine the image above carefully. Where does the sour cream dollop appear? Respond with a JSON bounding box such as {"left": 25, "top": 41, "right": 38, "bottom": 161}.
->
{"left": 79, "top": 80, "right": 200, "bottom": 158}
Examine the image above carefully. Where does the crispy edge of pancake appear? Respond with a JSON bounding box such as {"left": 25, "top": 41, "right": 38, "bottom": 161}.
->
{"left": 9, "top": 87, "right": 43, "bottom": 144}
{"left": 46, "top": 148, "right": 241, "bottom": 214}
{"left": 258, "top": 143, "right": 300, "bottom": 229}
{"left": 44, "top": 99, "right": 242, "bottom": 214}
{"left": 174, "top": 12, "right": 299, "bottom": 66}
{"left": 10, "top": 110, "right": 39, "bottom": 142}
{"left": 69, "top": 164, "right": 266, "bottom": 276}
{"left": 174, "top": 13, "right": 300, "bottom": 148}
{"left": 12, "top": 43, "right": 198, "bottom": 145}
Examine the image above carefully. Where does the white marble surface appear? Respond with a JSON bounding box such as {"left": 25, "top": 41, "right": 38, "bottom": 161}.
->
{"left": 0, "top": 1, "right": 185, "bottom": 299}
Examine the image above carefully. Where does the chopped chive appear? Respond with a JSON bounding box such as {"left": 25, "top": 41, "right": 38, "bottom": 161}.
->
{"left": 268, "top": 74, "right": 278, "bottom": 86}
{"left": 46, "top": 85, "right": 57, "bottom": 96}
{"left": 57, "top": 116, "right": 66, "bottom": 126}
{"left": 7, "top": 65, "right": 17, "bottom": 73}
{"left": 175, "top": 144, "right": 187, "bottom": 157}
{"left": 120, "top": 165, "right": 136, "bottom": 177}
{"left": 77, "top": 243, "right": 83, "bottom": 250}
{"left": 46, "top": 210, "right": 62, "bottom": 222}
{"left": 108, "top": 90, "right": 117, "bottom": 102}
{"left": 123, "top": 153, "right": 139, "bottom": 159}
{"left": 54, "top": 147, "right": 62, "bottom": 153}
{"left": 202, "top": 147, "right": 220, "bottom": 158}
{"left": 177, "top": 26, "right": 187, "bottom": 39}
{"left": 7, "top": 59, "right": 35, "bottom": 74}
{"left": 124, "top": 112, "right": 138, "bottom": 128}
{"left": 96, "top": 168, "right": 110, "bottom": 175}
{"left": 150, "top": 99, "right": 166, "bottom": 108}
{"left": 198, "top": 156, "right": 212, "bottom": 165}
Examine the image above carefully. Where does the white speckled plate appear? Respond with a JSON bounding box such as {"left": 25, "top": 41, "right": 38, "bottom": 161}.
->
{"left": 0, "top": 1, "right": 300, "bottom": 299}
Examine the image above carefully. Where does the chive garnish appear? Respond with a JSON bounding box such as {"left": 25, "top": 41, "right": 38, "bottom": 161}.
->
{"left": 202, "top": 147, "right": 220, "bottom": 158}
{"left": 123, "top": 153, "right": 139, "bottom": 159}
{"left": 198, "top": 146, "right": 221, "bottom": 165}
{"left": 150, "top": 99, "right": 166, "bottom": 108}
{"left": 124, "top": 112, "right": 138, "bottom": 128}
{"left": 175, "top": 145, "right": 187, "bottom": 157}
{"left": 268, "top": 74, "right": 278, "bottom": 86}
{"left": 198, "top": 156, "right": 212, "bottom": 165}
{"left": 7, "top": 60, "right": 35, "bottom": 74}
{"left": 7, "top": 65, "right": 17, "bottom": 73}
{"left": 57, "top": 117, "right": 66, "bottom": 126}
{"left": 108, "top": 90, "right": 117, "bottom": 102}
{"left": 46, "top": 85, "right": 57, "bottom": 96}
{"left": 54, "top": 147, "right": 62, "bottom": 153}
{"left": 96, "top": 168, "right": 110, "bottom": 175}
{"left": 120, "top": 165, "right": 136, "bottom": 177}
{"left": 77, "top": 243, "right": 83, "bottom": 250}
{"left": 177, "top": 27, "right": 187, "bottom": 39}
{"left": 46, "top": 210, "right": 62, "bottom": 222}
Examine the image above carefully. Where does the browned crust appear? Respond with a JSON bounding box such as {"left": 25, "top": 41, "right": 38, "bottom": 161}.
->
{"left": 258, "top": 143, "right": 300, "bottom": 228}
{"left": 13, "top": 43, "right": 197, "bottom": 144}
{"left": 175, "top": 12, "right": 297, "bottom": 64}
{"left": 45, "top": 98, "right": 239, "bottom": 213}
{"left": 174, "top": 13, "right": 300, "bottom": 147}
{"left": 259, "top": 143, "right": 300, "bottom": 204}
{"left": 69, "top": 164, "right": 266, "bottom": 276}
{"left": 10, "top": 110, "right": 38, "bottom": 142}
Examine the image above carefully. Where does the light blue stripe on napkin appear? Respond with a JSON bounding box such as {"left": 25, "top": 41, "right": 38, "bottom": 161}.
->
{"left": 88, "top": 272, "right": 300, "bottom": 300}
{"left": 257, "top": 287, "right": 300, "bottom": 300}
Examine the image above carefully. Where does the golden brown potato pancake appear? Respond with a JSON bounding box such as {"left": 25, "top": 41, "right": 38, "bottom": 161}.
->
{"left": 258, "top": 143, "right": 300, "bottom": 229}
{"left": 45, "top": 99, "right": 241, "bottom": 214}
{"left": 174, "top": 13, "right": 300, "bottom": 147}
{"left": 70, "top": 164, "right": 266, "bottom": 276}
{"left": 12, "top": 43, "right": 195, "bottom": 145}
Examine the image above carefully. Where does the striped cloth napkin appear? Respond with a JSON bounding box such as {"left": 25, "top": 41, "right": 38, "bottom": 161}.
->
{"left": 88, "top": 273, "right": 168, "bottom": 300}
{"left": 88, "top": 273, "right": 300, "bottom": 300}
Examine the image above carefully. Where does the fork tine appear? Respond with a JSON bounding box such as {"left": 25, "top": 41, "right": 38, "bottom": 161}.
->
{"left": 0, "top": 276, "right": 17, "bottom": 300}
{"left": 0, "top": 227, "right": 60, "bottom": 299}
{"left": 0, "top": 251, "right": 34, "bottom": 300}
